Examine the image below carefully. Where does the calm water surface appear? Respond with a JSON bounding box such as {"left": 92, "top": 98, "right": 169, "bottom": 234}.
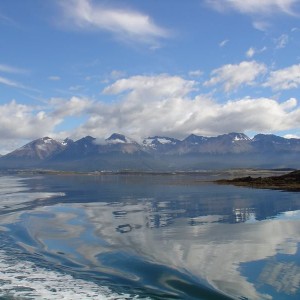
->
{"left": 0, "top": 173, "right": 299, "bottom": 299}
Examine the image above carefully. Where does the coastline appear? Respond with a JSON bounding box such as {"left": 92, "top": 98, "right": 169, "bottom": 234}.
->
{"left": 0, "top": 168, "right": 294, "bottom": 177}
{"left": 216, "top": 170, "right": 300, "bottom": 191}
{"left": 1, "top": 168, "right": 298, "bottom": 190}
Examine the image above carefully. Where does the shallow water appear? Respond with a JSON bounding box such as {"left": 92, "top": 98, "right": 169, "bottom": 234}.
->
{"left": 0, "top": 174, "right": 299, "bottom": 299}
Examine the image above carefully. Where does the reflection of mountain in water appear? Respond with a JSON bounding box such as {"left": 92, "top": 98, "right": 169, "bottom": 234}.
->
{"left": 29, "top": 174, "right": 300, "bottom": 225}
{"left": 126, "top": 190, "right": 300, "bottom": 228}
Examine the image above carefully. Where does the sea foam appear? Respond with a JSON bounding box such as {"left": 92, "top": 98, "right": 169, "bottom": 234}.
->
{"left": 0, "top": 250, "right": 149, "bottom": 300}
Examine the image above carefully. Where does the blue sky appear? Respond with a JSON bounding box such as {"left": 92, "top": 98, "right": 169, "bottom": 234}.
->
{"left": 1, "top": 0, "right": 300, "bottom": 153}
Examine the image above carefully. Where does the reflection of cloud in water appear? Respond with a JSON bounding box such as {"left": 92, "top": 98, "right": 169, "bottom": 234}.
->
{"left": 0, "top": 176, "right": 65, "bottom": 228}
{"left": 258, "top": 261, "right": 300, "bottom": 295}
{"left": 23, "top": 200, "right": 300, "bottom": 300}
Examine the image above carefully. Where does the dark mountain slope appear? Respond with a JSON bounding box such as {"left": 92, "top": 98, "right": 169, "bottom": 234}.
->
{"left": 1, "top": 132, "right": 300, "bottom": 171}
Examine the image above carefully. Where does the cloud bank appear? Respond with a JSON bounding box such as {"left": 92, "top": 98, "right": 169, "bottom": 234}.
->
{"left": 1, "top": 70, "right": 300, "bottom": 153}
{"left": 87, "top": 75, "right": 299, "bottom": 139}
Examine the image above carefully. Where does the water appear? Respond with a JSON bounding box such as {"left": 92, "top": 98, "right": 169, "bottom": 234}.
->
{"left": 0, "top": 173, "right": 299, "bottom": 299}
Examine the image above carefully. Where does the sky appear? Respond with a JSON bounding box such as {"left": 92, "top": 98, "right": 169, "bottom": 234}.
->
{"left": 1, "top": 0, "right": 300, "bottom": 153}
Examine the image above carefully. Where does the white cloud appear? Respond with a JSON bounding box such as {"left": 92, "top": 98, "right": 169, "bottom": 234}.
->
{"left": 204, "top": 61, "right": 267, "bottom": 92}
{"left": 69, "top": 75, "right": 300, "bottom": 140}
{"left": 0, "top": 76, "right": 25, "bottom": 89}
{"left": 207, "top": 0, "right": 299, "bottom": 30}
{"left": 284, "top": 133, "right": 300, "bottom": 138}
{"left": 246, "top": 47, "right": 255, "bottom": 58}
{"left": 188, "top": 70, "right": 203, "bottom": 77}
{"left": 0, "top": 76, "right": 38, "bottom": 92}
{"left": 206, "top": 0, "right": 299, "bottom": 15}
{"left": 279, "top": 97, "right": 298, "bottom": 110}
{"left": 252, "top": 20, "right": 270, "bottom": 31}
{"left": 0, "top": 64, "right": 31, "bottom": 90}
{"left": 50, "top": 97, "right": 92, "bottom": 118}
{"left": 219, "top": 39, "right": 229, "bottom": 47}
{"left": 264, "top": 64, "right": 300, "bottom": 90}
{"left": 275, "top": 34, "right": 289, "bottom": 49}
{"left": 77, "top": 94, "right": 300, "bottom": 142}
{"left": 103, "top": 74, "right": 196, "bottom": 99}
{"left": 246, "top": 46, "right": 267, "bottom": 58}
{"left": 58, "top": 0, "right": 168, "bottom": 45}
{"left": 0, "top": 97, "right": 93, "bottom": 153}
{"left": 109, "top": 70, "right": 126, "bottom": 80}
{"left": 69, "top": 85, "right": 82, "bottom": 91}
{"left": 0, "top": 64, "right": 27, "bottom": 74}
{"left": 0, "top": 101, "right": 61, "bottom": 141}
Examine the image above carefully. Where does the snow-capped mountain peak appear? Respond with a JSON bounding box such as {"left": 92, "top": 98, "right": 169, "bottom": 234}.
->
{"left": 5, "top": 137, "right": 66, "bottom": 160}
{"left": 183, "top": 134, "right": 208, "bottom": 145}
{"left": 227, "top": 133, "right": 251, "bottom": 142}
{"left": 105, "top": 133, "right": 135, "bottom": 144}
{"left": 1, "top": 132, "right": 300, "bottom": 171}
{"left": 42, "top": 137, "right": 54, "bottom": 144}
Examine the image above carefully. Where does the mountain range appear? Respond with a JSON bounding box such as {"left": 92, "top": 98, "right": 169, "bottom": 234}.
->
{"left": 1, "top": 132, "right": 300, "bottom": 171}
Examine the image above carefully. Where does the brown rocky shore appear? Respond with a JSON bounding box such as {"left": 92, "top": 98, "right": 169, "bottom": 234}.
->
{"left": 216, "top": 170, "right": 300, "bottom": 191}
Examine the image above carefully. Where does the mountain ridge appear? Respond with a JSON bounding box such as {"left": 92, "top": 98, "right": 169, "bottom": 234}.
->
{"left": 1, "top": 132, "right": 300, "bottom": 171}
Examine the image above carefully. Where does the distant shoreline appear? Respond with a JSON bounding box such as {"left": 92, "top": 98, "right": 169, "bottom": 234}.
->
{"left": 1, "top": 168, "right": 299, "bottom": 191}
{"left": 0, "top": 168, "right": 295, "bottom": 177}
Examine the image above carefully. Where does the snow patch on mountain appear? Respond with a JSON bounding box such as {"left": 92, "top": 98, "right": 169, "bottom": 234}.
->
{"left": 42, "top": 137, "right": 53, "bottom": 144}
{"left": 234, "top": 136, "right": 249, "bottom": 141}
{"left": 157, "top": 138, "right": 174, "bottom": 144}
{"left": 184, "top": 134, "right": 208, "bottom": 144}
{"left": 143, "top": 136, "right": 179, "bottom": 148}
{"left": 226, "top": 133, "right": 251, "bottom": 143}
{"left": 61, "top": 138, "right": 73, "bottom": 146}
